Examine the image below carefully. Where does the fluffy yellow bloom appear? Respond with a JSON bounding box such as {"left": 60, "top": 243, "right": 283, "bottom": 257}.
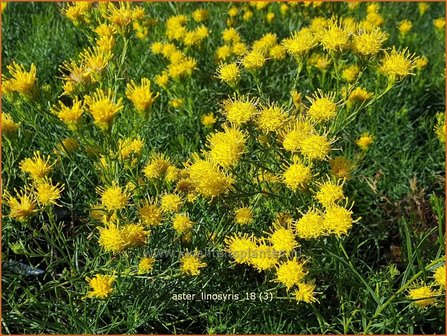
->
{"left": 323, "top": 205, "right": 354, "bottom": 236}
{"left": 269, "top": 44, "right": 286, "bottom": 60}
{"left": 106, "top": 2, "right": 139, "bottom": 28}
{"left": 243, "top": 10, "right": 253, "bottom": 22}
{"left": 275, "top": 258, "right": 306, "bottom": 290}
{"left": 433, "top": 265, "right": 446, "bottom": 289}
{"left": 216, "top": 63, "right": 240, "bottom": 85}
{"left": 315, "top": 180, "right": 345, "bottom": 208}
{"left": 294, "top": 282, "right": 317, "bottom": 303}
{"left": 121, "top": 223, "right": 149, "bottom": 248}
{"left": 138, "top": 257, "right": 155, "bottom": 274}
{"left": 379, "top": 48, "right": 418, "bottom": 80}
{"left": 34, "top": 178, "right": 64, "bottom": 206}
{"left": 329, "top": 156, "right": 353, "bottom": 179}
{"left": 269, "top": 227, "right": 297, "bottom": 253}
{"left": 62, "top": 2, "right": 92, "bottom": 24}
{"left": 180, "top": 253, "right": 207, "bottom": 276}
{"left": 307, "top": 90, "right": 337, "bottom": 122}
{"left": 80, "top": 47, "right": 112, "bottom": 79}
{"left": 234, "top": 207, "right": 253, "bottom": 225}
{"left": 242, "top": 50, "right": 266, "bottom": 71}
{"left": 154, "top": 72, "right": 169, "bottom": 89}
{"left": 257, "top": 103, "right": 288, "bottom": 133}
{"left": 139, "top": 201, "right": 163, "bottom": 226}
{"left": 168, "top": 57, "right": 197, "bottom": 79}
{"left": 253, "top": 33, "right": 277, "bottom": 54}
{"left": 117, "top": 137, "right": 144, "bottom": 160}
{"left": 20, "top": 151, "right": 53, "bottom": 180}
{"left": 5, "top": 188, "right": 36, "bottom": 221}
{"left": 399, "top": 20, "right": 412, "bottom": 35}
{"left": 6, "top": 62, "right": 37, "bottom": 96}
{"left": 366, "top": 12, "right": 384, "bottom": 27}
{"left": 51, "top": 98, "right": 84, "bottom": 131}
{"left": 85, "top": 274, "right": 115, "bottom": 299}
{"left": 187, "top": 156, "right": 234, "bottom": 198}
{"left": 173, "top": 213, "right": 194, "bottom": 234}
{"left": 98, "top": 223, "right": 125, "bottom": 253}
{"left": 216, "top": 45, "right": 232, "bottom": 62}
{"left": 282, "top": 28, "right": 316, "bottom": 57}
{"left": 207, "top": 126, "right": 246, "bottom": 168}
{"left": 126, "top": 78, "right": 159, "bottom": 115}
{"left": 169, "top": 98, "right": 184, "bottom": 108}
{"left": 281, "top": 119, "right": 315, "bottom": 152}
{"left": 98, "top": 182, "right": 128, "bottom": 211}
{"left": 347, "top": 87, "right": 373, "bottom": 107}
{"left": 192, "top": 8, "right": 209, "bottom": 22}
{"left": 225, "top": 233, "right": 257, "bottom": 264}
{"left": 433, "top": 18, "right": 446, "bottom": 30}
{"left": 418, "top": 3, "right": 429, "bottom": 16}
{"left": 353, "top": 28, "right": 388, "bottom": 56}
{"left": 160, "top": 193, "right": 183, "bottom": 213}
{"left": 300, "top": 134, "right": 331, "bottom": 160}
{"left": 222, "top": 27, "right": 241, "bottom": 44}
{"left": 221, "top": 96, "right": 258, "bottom": 125}
{"left": 308, "top": 53, "right": 331, "bottom": 71}
{"left": 249, "top": 240, "right": 280, "bottom": 272}
{"left": 202, "top": 113, "right": 217, "bottom": 127}
{"left": 85, "top": 88, "right": 123, "bottom": 130}
{"left": 342, "top": 64, "right": 360, "bottom": 83}
{"left": 95, "top": 23, "right": 116, "bottom": 37}
{"left": 407, "top": 285, "right": 438, "bottom": 308}
{"left": 1, "top": 113, "right": 19, "bottom": 135}
{"left": 282, "top": 161, "right": 312, "bottom": 191}
{"left": 415, "top": 56, "right": 428, "bottom": 71}
{"left": 356, "top": 132, "right": 374, "bottom": 151}
{"left": 143, "top": 153, "right": 171, "bottom": 179}
{"left": 321, "top": 19, "right": 351, "bottom": 52}
{"left": 232, "top": 42, "right": 248, "bottom": 56}
{"left": 295, "top": 209, "right": 325, "bottom": 239}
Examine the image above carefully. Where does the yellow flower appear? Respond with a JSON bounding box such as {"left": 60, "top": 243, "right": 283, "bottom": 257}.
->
{"left": 282, "top": 160, "right": 312, "bottom": 191}
{"left": 173, "top": 213, "right": 194, "bottom": 234}
{"left": 98, "top": 182, "right": 128, "bottom": 211}
{"left": 257, "top": 103, "right": 288, "bottom": 133}
{"left": 241, "top": 50, "right": 266, "bottom": 71}
{"left": 169, "top": 98, "right": 184, "bottom": 109}
{"left": 433, "top": 18, "right": 446, "bottom": 30}
{"left": 269, "top": 44, "right": 286, "bottom": 60}
{"left": 216, "top": 45, "right": 232, "bottom": 62}
{"left": 243, "top": 10, "right": 253, "bottom": 22}
{"left": 154, "top": 72, "right": 169, "bottom": 89}
{"left": 86, "top": 274, "right": 115, "bottom": 299}
{"left": 225, "top": 233, "right": 257, "bottom": 264}
{"left": 379, "top": 48, "right": 418, "bottom": 80}
{"left": 85, "top": 88, "right": 123, "bottom": 130}
{"left": 106, "top": 2, "right": 137, "bottom": 29}
{"left": 6, "top": 62, "right": 37, "bottom": 96}
{"left": 342, "top": 64, "right": 360, "bottom": 83}
{"left": 282, "top": 28, "right": 316, "bottom": 57}
{"left": 269, "top": 227, "right": 297, "bottom": 253}
{"left": 222, "top": 28, "right": 241, "bottom": 44}
{"left": 202, "top": 113, "right": 217, "bottom": 127}
{"left": 117, "top": 137, "right": 144, "bottom": 160}
{"left": 321, "top": 19, "right": 351, "bottom": 52}
{"left": 356, "top": 132, "right": 374, "bottom": 151}
{"left": 187, "top": 156, "right": 234, "bottom": 198}
{"left": 415, "top": 56, "right": 428, "bottom": 71}
{"left": 232, "top": 42, "right": 248, "bottom": 56}
{"left": 329, "top": 156, "right": 353, "bottom": 179}
{"left": 126, "top": 78, "right": 159, "bottom": 115}
{"left": 139, "top": 201, "right": 163, "bottom": 226}
{"left": 51, "top": 98, "right": 84, "bottom": 131}
{"left": 434, "top": 112, "right": 446, "bottom": 143}
{"left": 143, "top": 153, "right": 171, "bottom": 179}
{"left": 34, "top": 178, "right": 64, "bottom": 206}
{"left": 266, "top": 12, "right": 275, "bottom": 23}
{"left": 221, "top": 96, "right": 258, "bottom": 125}
{"left": 315, "top": 180, "right": 345, "bottom": 208}
{"left": 95, "top": 23, "right": 116, "bottom": 37}
{"left": 307, "top": 90, "right": 337, "bottom": 122}
{"left": 98, "top": 223, "right": 125, "bottom": 253}
{"left": 20, "top": 151, "right": 53, "bottom": 181}
{"left": 300, "top": 134, "right": 331, "bottom": 160}
{"left": 353, "top": 28, "right": 388, "bottom": 56}
{"left": 323, "top": 205, "right": 354, "bottom": 236}
{"left": 308, "top": 53, "right": 331, "bottom": 71}
{"left": 62, "top": 2, "right": 92, "bottom": 24}
{"left": 407, "top": 285, "right": 438, "bottom": 308}
{"left": 180, "top": 253, "right": 207, "bottom": 276}
{"left": 216, "top": 63, "right": 240, "bottom": 85}
{"left": 121, "top": 223, "right": 149, "bottom": 248}
{"left": 347, "top": 87, "right": 373, "bottom": 107}
{"left": 418, "top": 3, "right": 429, "bottom": 16}
{"left": 433, "top": 265, "right": 446, "bottom": 289}
{"left": 192, "top": 9, "right": 209, "bottom": 22}
{"left": 234, "top": 207, "right": 253, "bottom": 225}
{"left": 290, "top": 90, "right": 302, "bottom": 109}
{"left": 275, "top": 258, "right": 306, "bottom": 290}
{"left": 399, "top": 20, "right": 412, "bottom": 36}
{"left": 160, "top": 193, "right": 183, "bottom": 213}
{"left": 1, "top": 113, "right": 19, "bottom": 135}
{"left": 249, "top": 240, "right": 280, "bottom": 272}
{"left": 80, "top": 47, "right": 112, "bottom": 79}
{"left": 138, "top": 257, "right": 155, "bottom": 274}
{"left": 5, "top": 188, "right": 36, "bottom": 221}
{"left": 208, "top": 126, "right": 246, "bottom": 168}
{"left": 294, "top": 282, "right": 317, "bottom": 303}
{"left": 253, "top": 33, "right": 277, "bottom": 54}
{"left": 295, "top": 209, "right": 325, "bottom": 239}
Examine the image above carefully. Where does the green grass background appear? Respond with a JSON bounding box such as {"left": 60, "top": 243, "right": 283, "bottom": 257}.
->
{"left": 2, "top": 1, "right": 446, "bottom": 334}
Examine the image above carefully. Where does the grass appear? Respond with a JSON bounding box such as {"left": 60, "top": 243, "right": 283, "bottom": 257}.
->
{"left": 2, "top": 1, "right": 446, "bottom": 334}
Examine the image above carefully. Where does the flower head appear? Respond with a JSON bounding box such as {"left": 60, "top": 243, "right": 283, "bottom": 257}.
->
{"left": 323, "top": 205, "right": 354, "bottom": 236}
{"left": 173, "top": 213, "right": 194, "bottom": 234}
{"left": 98, "top": 223, "right": 125, "bottom": 253}
{"left": 221, "top": 96, "right": 258, "bottom": 125}
{"left": 1, "top": 113, "right": 19, "bottom": 135}
{"left": 85, "top": 88, "right": 123, "bottom": 130}
{"left": 315, "top": 179, "right": 345, "bottom": 208}
{"left": 98, "top": 182, "right": 128, "bottom": 211}
{"left": 234, "top": 207, "right": 253, "bottom": 225}
{"left": 20, "top": 151, "right": 53, "bottom": 180}
{"left": 5, "top": 188, "right": 36, "bottom": 221}
{"left": 356, "top": 132, "right": 374, "bottom": 151}
{"left": 257, "top": 103, "right": 288, "bottom": 133}
{"left": 6, "top": 62, "right": 37, "bottom": 96}
{"left": 216, "top": 63, "right": 240, "bottom": 85}
{"left": 307, "top": 90, "right": 337, "bottom": 122}
{"left": 138, "top": 257, "right": 155, "bottom": 274}
{"left": 295, "top": 209, "right": 325, "bottom": 239}
{"left": 282, "top": 28, "right": 317, "bottom": 57}
{"left": 379, "top": 48, "right": 418, "bottom": 80}
{"left": 407, "top": 284, "right": 438, "bottom": 308}
{"left": 51, "top": 98, "right": 84, "bottom": 131}
{"left": 282, "top": 160, "right": 312, "bottom": 191}
{"left": 225, "top": 233, "right": 257, "bottom": 264}
{"left": 121, "top": 223, "right": 149, "bottom": 248}
{"left": 160, "top": 193, "right": 183, "bottom": 213}
{"left": 300, "top": 134, "right": 331, "bottom": 160}
{"left": 275, "top": 258, "right": 306, "bottom": 290}
{"left": 180, "top": 252, "right": 207, "bottom": 276}
{"left": 353, "top": 28, "right": 388, "bottom": 56}
{"left": 85, "top": 274, "right": 115, "bottom": 299}
{"left": 294, "top": 282, "right": 317, "bottom": 303}
{"left": 126, "top": 78, "right": 159, "bottom": 115}
{"left": 139, "top": 201, "right": 163, "bottom": 226}
{"left": 34, "top": 178, "right": 64, "bottom": 206}
{"left": 433, "top": 265, "right": 446, "bottom": 289}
